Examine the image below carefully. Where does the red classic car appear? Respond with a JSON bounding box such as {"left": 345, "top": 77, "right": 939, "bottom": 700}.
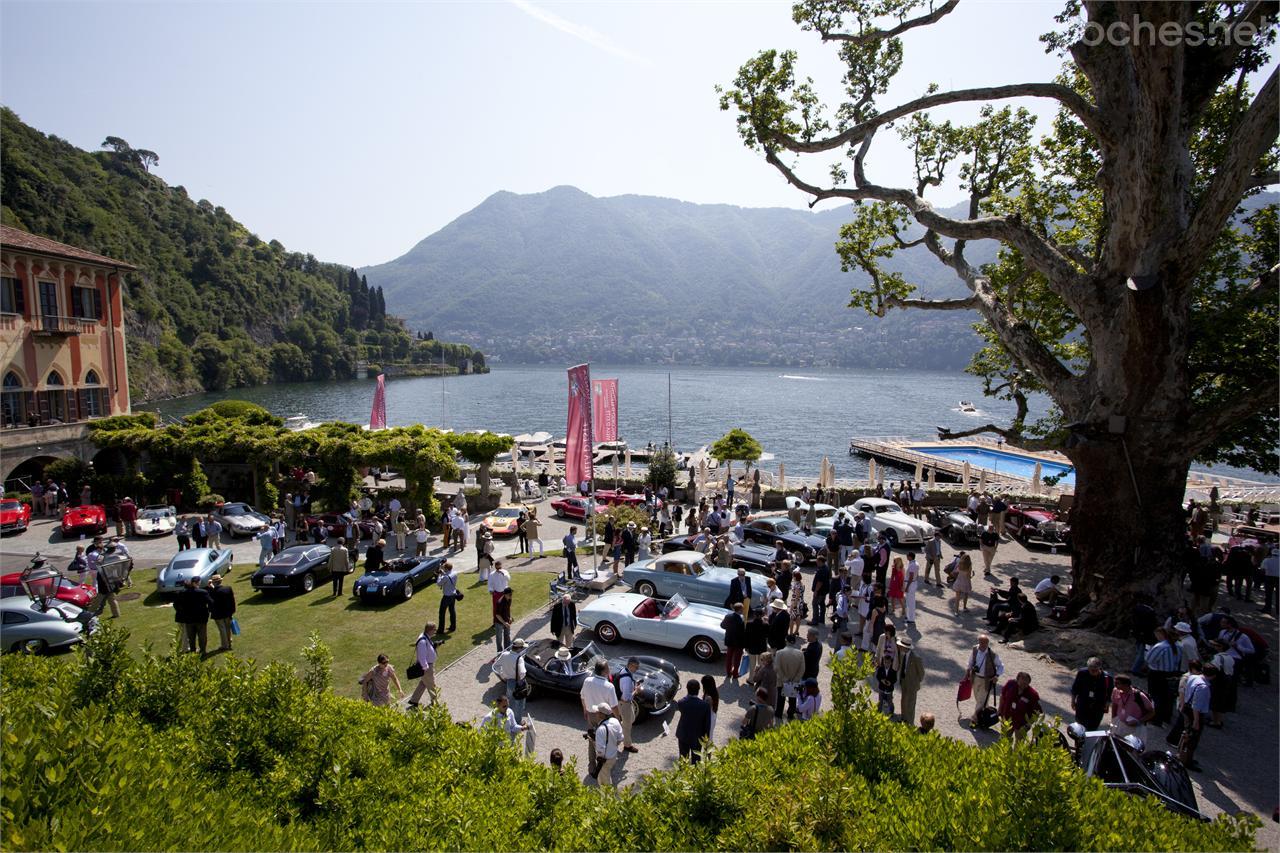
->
{"left": 304, "top": 513, "right": 378, "bottom": 540}
{"left": 549, "top": 496, "right": 609, "bottom": 520}
{"left": 0, "top": 571, "right": 96, "bottom": 608}
{"left": 1004, "top": 504, "right": 1072, "bottom": 550}
{"left": 592, "top": 489, "right": 647, "bottom": 507}
{"left": 61, "top": 504, "right": 107, "bottom": 538}
{"left": 0, "top": 499, "right": 32, "bottom": 535}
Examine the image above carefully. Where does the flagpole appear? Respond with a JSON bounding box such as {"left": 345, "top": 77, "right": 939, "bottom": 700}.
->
{"left": 667, "top": 372, "right": 672, "bottom": 448}
{"left": 588, "top": 367, "right": 598, "bottom": 577}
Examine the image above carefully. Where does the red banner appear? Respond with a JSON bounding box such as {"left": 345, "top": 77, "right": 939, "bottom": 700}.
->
{"left": 591, "top": 379, "right": 618, "bottom": 443}
{"left": 566, "top": 364, "right": 594, "bottom": 490}
{"left": 369, "top": 374, "right": 387, "bottom": 430}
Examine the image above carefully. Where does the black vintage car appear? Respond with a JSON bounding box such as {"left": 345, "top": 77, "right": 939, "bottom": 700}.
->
{"left": 519, "top": 639, "right": 678, "bottom": 718}
{"left": 661, "top": 535, "right": 776, "bottom": 575}
{"left": 250, "top": 544, "right": 333, "bottom": 594}
{"left": 740, "top": 517, "right": 825, "bottom": 564}
{"left": 1064, "top": 725, "right": 1204, "bottom": 820}
{"left": 928, "top": 506, "right": 981, "bottom": 546}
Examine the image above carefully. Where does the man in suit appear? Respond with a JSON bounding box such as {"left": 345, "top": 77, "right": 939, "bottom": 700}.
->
{"left": 674, "top": 680, "right": 712, "bottom": 764}
{"left": 896, "top": 636, "right": 926, "bottom": 726}
{"left": 724, "top": 567, "right": 752, "bottom": 609}
{"left": 174, "top": 577, "right": 212, "bottom": 655}
{"left": 766, "top": 598, "right": 790, "bottom": 650}
{"left": 550, "top": 593, "right": 578, "bottom": 647}
{"left": 774, "top": 635, "right": 806, "bottom": 719}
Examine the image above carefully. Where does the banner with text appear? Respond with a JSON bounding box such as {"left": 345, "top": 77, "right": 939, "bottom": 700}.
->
{"left": 591, "top": 379, "right": 618, "bottom": 443}
{"left": 566, "top": 364, "right": 594, "bottom": 489}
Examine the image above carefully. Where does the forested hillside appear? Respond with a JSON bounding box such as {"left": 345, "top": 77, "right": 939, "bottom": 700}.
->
{"left": 0, "top": 108, "right": 485, "bottom": 402}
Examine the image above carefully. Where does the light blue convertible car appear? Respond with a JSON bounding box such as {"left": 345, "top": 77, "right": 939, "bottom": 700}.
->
{"left": 621, "top": 550, "right": 766, "bottom": 610}
{"left": 155, "top": 548, "right": 233, "bottom": 594}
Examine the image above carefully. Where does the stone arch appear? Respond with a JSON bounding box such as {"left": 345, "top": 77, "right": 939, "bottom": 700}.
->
{"left": 90, "top": 446, "right": 130, "bottom": 476}
{"left": 2, "top": 453, "right": 73, "bottom": 492}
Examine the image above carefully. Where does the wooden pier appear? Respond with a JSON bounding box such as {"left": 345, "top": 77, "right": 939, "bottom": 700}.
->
{"left": 847, "top": 436, "right": 1063, "bottom": 493}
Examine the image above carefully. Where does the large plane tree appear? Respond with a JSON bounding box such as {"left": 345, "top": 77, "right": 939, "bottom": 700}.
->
{"left": 721, "top": 0, "right": 1278, "bottom": 626}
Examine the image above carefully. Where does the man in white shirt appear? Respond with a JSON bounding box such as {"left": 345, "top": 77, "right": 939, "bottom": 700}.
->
{"left": 965, "top": 634, "right": 1004, "bottom": 725}
{"left": 481, "top": 694, "right": 527, "bottom": 744}
{"left": 1173, "top": 622, "right": 1199, "bottom": 671}
{"left": 903, "top": 553, "right": 919, "bottom": 625}
{"left": 1262, "top": 548, "right": 1280, "bottom": 615}
{"left": 414, "top": 522, "right": 430, "bottom": 557}
{"left": 407, "top": 622, "right": 440, "bottom": 707}
{"left": 450, "top": 510, "right": 468, "bottom": 549}
{"left": 966, "top": 491, "right": 980, "bottom": 516}
{"left": 845, "top": 547, "right": 865, "bottom": 579}
{"left": 592, "top": 703, "right": 624, "bottom": 787}
{"left": 1034, "top": 575, "right": 1066, "bottom": 605}
{"left": 489, "top": 560, "right": 511, "bottom": 614}
{"left": 494, "top": 637, "right": 529, "bottom": 723}
{"left": 580, "top": 659, "right": 619, "bottom": 775}
{"left": 388, "top": 496, "right": 402, "bottom": 530}
{"left": 911, "top": 485, "right": 927, "bottom": 518}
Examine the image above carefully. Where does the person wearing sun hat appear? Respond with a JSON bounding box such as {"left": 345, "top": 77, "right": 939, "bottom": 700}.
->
{"left": 767, "top": 597, "right": 790, "bottom": 650}
{"left": 1173, "top": 621, "right": 1199, "bottom": 672}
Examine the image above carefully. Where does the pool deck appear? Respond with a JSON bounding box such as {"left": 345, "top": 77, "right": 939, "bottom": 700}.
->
{"left": 849, "top": 435, "right": 1279, "bottom": 501}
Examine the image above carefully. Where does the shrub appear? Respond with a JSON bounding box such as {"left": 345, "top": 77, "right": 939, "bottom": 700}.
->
{"left": 3, "top": 491, "right": 33, "bottom": 506}
{"left": 588, "top": 503, "right": 653, "bottom": 538}
{"left": 0, "top": 632, "right": 1257, "bottom": 852}
{"left": 41, "top": 457, "right": 90, "bottom": 488}
{"left": 646, "top": 446, "right": 678, "bottom": 492}
{"left": 197, "top": 493, "right": 225, "bottom": 510}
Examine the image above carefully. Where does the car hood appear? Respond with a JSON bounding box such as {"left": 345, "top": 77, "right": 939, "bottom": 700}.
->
{"left": 62, "top": 508, "right": 100, "bottom": 525}
{"left": 0, "top": 507, "right": 28, "bottom": 521}
{"left": 877, "top": 511, "right": 932, "bottom": 530}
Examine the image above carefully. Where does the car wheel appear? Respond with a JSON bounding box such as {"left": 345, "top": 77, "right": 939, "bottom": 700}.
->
{"left": 301, "top": 572, "right": 315, "bottom": 593}
{"left": 689, "top": 636, "right": 718, "bottom": 662}
{"left": 556, "top": 507, "right": 565, "bottom": 519}
{"left": 883, "top": 529, "right": 899, "bottom": 548}
{"left": 402, "top": 581, "right": 414, "bottom": 600}
{"left": 19, "top": 638, "right": 48, "bottom": 655}
{"left": 645, "top": 698, "right": 672, "bottom": 717}
{"left": 636, "top": 580, "right": 658, "bottom": 598}
{"left": 595, "top": 621, "right": 621, "bottom": 644}
{"left": 790, "top": 549, "right": 807, "bottom": 566}
{"left": 97, "top": 524, "right": 107, "bottom": 535}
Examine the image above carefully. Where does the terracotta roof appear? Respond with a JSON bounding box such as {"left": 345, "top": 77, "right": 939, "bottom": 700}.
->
{"left": 0, "top": 225, "right": 137, "bottom": 270}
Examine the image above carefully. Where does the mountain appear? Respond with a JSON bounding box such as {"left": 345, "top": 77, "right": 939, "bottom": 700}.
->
{"left": 0, "top": 108, "right": 485, "bottom": 402}
{"left": 362, "top": 186, "right": 997, "bottom": 369}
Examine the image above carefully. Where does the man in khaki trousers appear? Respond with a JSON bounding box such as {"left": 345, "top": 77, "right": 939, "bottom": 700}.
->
{"left": 617, "top": 658, "right": 642, "bottom": 753}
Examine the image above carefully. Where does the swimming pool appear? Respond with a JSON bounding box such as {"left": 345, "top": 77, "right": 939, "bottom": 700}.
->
{"left": 906, "top": 445, "right": 1076, "bottom": 486}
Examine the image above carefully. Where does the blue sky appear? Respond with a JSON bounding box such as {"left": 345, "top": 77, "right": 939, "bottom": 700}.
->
{"left": 2, "top": 2, "right": 1097, "bottom": 266}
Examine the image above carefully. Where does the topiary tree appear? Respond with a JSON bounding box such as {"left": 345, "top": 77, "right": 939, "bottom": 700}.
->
{"left": 710, "top": 427, "right": 764, "bottom": 481}
{"left": 446, "top": 432, "right": 514, "bottom": 499}
{"left": 646, "top": 445, "right": 678, "bottom": 492}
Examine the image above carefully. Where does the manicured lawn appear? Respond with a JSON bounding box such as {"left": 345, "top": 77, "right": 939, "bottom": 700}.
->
{"left": 112, "top": 565, "right": 554, "bottom": 699}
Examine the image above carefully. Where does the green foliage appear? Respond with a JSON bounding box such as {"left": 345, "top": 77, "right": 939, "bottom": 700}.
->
{"left": 447, "top": 431, "right": 514, "bottom": 498}
{"left": 300, "top": 631, "right": 333, "bottom": 695}
{"left": 646, "top": 445, "right": 678, "bottom": 491}
{"left": 0, "top": 635, "right": 1254, "bottom": 852}
{"left": 41, "top": 457, "right": 90, "bottom": 487}
{"left": 588, "top": 503, "right": 653, "bottom": 538}
{"left": 0, "top": 107, "right": 486, "bottom": 403}
{"left": 709, "top": 428, "right": 763, "bottom": 464}
{"left": 197, "top": 493, "right": 225, "bottom": 510}
{"left": 4, "top": 491, "right": 34, "bottom": 506}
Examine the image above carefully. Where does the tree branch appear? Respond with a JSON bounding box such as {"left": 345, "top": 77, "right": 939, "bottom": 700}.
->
{"left": 882, "top": 294, "right": 978, "bottom": 313}
{"left": 935, "top": 422, "right": 1058, "bottom": 451}
{"left": 1185, "top": 386, "right": 1275, "bottom": 457}
{"left": 815, "top": 0, "right": 960, "bottom": 44}
{"left": 1249, "top": 170, "right": 1280, "bottom": 189}
{"left": 1180, "top": 66, "right": 1280, "bottom": 271}
{"left": 770, "top": 83, "right": 1106, "bottom": 154}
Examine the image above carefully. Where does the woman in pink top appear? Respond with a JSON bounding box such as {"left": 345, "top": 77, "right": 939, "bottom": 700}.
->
{"left": 1108, "top": 672, "right": 1155, "bottom": 742}
{"left": 888, "top": 557, "right": 906, "bottom": 617}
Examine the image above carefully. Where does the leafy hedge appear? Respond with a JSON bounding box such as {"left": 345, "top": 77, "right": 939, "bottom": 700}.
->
{"left": 1, "top": 627, "right": 1256, "bottom": 852}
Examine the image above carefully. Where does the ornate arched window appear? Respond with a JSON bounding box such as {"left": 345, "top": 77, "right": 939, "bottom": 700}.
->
{"left": 1, "top": 371, "right": 26, "bottom": 428}
{"left": 80, "top": 370, "right": 105, "bottom": 418}
{"left": 43, "top": 370, "right": 67, "bottom": 422}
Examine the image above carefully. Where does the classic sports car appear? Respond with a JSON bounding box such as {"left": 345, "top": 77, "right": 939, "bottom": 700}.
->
{"left": 134, "top": 505, "right": 178, "bottom": 536}
{"left": 210, "top": 502, "right": 272, "bottom": 538}
{"left": 784, "top": 497, "right": 839, "bottom": 523}
{"left": 593, "top": 489, "right": 647, "bottom": 507}
{"left": 250, "top": 544, "right": 333, "bottom": 594}
{"left": 1004, "top": 505, "right": 1071, "bottom": 550}
{"left": 846, "top": 498, "right": 935, "bottom": 548}
{"left": 482, "top": 505, "right": 528, "bottom": 536}
{"left": 352, "top": 554, "right": 445, "bottom": 603}
{"left": 578, "top": 592, "right": 728, "bottom": 662}
{"left": 519, "top": 638, "right": 679, "bottom": 717}
{"left": 0, "top": 571, "right": 95, "bottom": 608}
{"left": 622, "top": 550, "right": 768, "bottom": 610}
{"left": 928, "top": 506, "right": 981, "bottom": 546}
{"left": 305, "top": 513, "right": 378, "bottom": 540}
{"left": 661, "top": 535, "right": 776, "bottom": 576}
{"left": 0, "top": 499, "right": 32, "bottom": 535}
{"left": 0, "top": 597, "right": 98, "bottom": 654}
{"left": 155, "top": 548, "right": 233, "bottom": 594}
{"left": 1064, "top": 724, "right": 1204, "bottom": 820}
{"left": 61, "top": 504, "right": 107, "bottom": 538}
{"left": 550, "top": 496, "right": 607, "bottom": 520}
{"left": 739, "top": 516, "right": 826, "bottom": 564}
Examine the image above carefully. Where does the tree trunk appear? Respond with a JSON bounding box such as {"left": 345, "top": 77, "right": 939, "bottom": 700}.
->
{"left": 478, "top": 463, "right": 491, "bottom": 499}
{"left": 1066, "top": 432, "right": 1192, "bottom": 633}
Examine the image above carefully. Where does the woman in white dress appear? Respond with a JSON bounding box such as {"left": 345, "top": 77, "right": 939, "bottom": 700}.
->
{"left": 637, "top": 527, "right": 652, "bottom": 561}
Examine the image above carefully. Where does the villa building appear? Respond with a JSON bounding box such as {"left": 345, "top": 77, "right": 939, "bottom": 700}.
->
{"left": 0, "top": 225, "right": 135, "bottom": 485}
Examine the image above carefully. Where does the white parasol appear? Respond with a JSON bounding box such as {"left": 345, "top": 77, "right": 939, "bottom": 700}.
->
{"left": 868, "top": 459, "right": 877, "bottom": 489}
{"left": 1031, "top": 461, "right": 1042, "bottom": 494}
{"left": 698, "top": 459, "right": 708, "bottom": 492}
{"left": 612, "top": 451, "right": 620, "bottom": 484}
{"left": 928, "top": 467, "right": 937, "bottom": 488}
{"left": 624, "top": 448, "right": 633, "bottom": 480}
{"left": 913, "top": 460, "right": 923, "bottom": 483}
{"left": 977, "top": 469, "right": 988, "bottom": 492}
{"left": 778, "top": 463, "right": 786, "bottom": 493}
{"left": 961, "top": 461, "right": 971, "bottom": 489}
{"left": 511, "top": 445, "right": 520, "bottom": 478}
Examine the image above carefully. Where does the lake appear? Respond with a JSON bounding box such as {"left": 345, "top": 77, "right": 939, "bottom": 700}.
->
{"left": 142, "top": 364, "right": 1272, "bottom": 483}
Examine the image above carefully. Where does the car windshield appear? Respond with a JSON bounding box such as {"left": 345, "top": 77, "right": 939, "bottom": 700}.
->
{"left": 271, "top": 551, "right": 305, "bottom": 565}
{"left": 140, "top": 508, "right": 173, "bottom": 519}
{"left": 876, "top": 502, "right": 902, "bottom": 513}
{"left": 663, "top": 593, "right": 688, "bottom": 619}
{"left": 772, "top": 519, "right": 798, "bottom": 533}
{"left": 688, "top": 559, "right": 709, "bottom": 577}
{"left": 221, "top": 505, "right": 249, "bottom": 516}
{"left": 493, "top": 508, "right": 522, "bottom": 518}
{"left": 0, "top": 501, "right": 20, "bottom": 511}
